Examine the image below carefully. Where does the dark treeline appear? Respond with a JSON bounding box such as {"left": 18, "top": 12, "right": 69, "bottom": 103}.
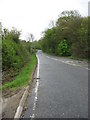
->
{"left": 40, "top": 10, "right": 89, "bottom": 59}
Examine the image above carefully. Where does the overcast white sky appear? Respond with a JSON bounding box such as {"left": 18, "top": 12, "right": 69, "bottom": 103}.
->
{"left": 0, "top": 0, "right": 89, "bottom": 40}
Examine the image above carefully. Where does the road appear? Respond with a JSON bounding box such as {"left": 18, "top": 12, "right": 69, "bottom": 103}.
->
{"left": 23, "top": 51, "right": 88, "bottom": 118}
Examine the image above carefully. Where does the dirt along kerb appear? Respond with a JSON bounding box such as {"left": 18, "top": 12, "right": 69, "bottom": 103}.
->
{"left": 2, "top": 61, "right": 37, "bottom": 119}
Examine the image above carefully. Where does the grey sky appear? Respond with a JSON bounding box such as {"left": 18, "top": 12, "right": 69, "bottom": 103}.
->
{"left": 0, "top": 0, "right": 89, "bottom": 40}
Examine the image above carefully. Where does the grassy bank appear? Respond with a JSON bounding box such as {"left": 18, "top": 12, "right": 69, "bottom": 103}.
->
{"left": 2, "top": 54, "right": 37, "bottom": 90}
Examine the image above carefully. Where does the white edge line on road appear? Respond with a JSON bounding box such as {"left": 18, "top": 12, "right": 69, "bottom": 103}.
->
{"left": 46, "top": 55, "right": 89, "bottom": 70}
{"left": 30, "top": 55, "right": 40, "bottom": 119}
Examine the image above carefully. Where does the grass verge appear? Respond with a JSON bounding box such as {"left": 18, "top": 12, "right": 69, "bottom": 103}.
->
{"left": 2, "top": 54, "right": 37, "bottom": 90}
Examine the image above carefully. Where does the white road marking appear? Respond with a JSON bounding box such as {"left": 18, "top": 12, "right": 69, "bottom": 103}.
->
{"left": 85, "top": 68, "right": 90, "bottom": 70}
{"left": 46, "top": 55, "right": 89, "bottom": 70}
{"left": 30, "top": 55, "right": 40, "bottom": 119}
{"left": 46, "top": 56, "right": 51, "bottom": 59}
{"left": 30, "top": 114, "right": 35, "bottom": 119}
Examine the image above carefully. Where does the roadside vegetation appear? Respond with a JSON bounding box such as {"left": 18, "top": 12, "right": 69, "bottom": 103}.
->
{"left": 0, "top": 24, "right": 37, "bottom": 92}
{"left": 2, "top": 54, "right": 37, "bottom": 90}
{"left": 39, "top": 10, "right": 89, "bottom": 59}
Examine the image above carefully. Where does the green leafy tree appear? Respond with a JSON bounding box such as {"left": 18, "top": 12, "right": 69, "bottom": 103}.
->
{"left": 40, "top": 10, "right": 88, "bottom": 58}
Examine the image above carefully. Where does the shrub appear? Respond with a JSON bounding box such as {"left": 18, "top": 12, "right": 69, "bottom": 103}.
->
{"left": 57, "top": 40, "right": 71, "bottom": 56}
{"left": 2, "top": 29, "right": 30, "bottom": 70}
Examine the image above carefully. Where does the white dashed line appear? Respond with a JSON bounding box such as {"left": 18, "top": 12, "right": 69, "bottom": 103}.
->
{"left": 85, "top": 68, "right": 90, "bottom": 70}
{"left": 46, "top": 55, "right": 89, "bottom": 70}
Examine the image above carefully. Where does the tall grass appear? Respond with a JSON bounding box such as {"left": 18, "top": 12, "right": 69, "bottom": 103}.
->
{"left": 2, "top": 54, "right": 37, "bottom": 90}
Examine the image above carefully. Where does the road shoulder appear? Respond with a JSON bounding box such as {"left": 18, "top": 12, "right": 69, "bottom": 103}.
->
{"left": 2, "top": 58, "right": 37, "bottom": 119}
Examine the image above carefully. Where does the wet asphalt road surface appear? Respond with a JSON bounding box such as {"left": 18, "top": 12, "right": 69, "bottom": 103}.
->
{"left": 23, "top": 51, "right": 88, "bottom": 118}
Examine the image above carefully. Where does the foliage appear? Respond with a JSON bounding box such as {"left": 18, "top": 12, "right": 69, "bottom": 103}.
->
{"left": 41, "top": 27, "right": 56, "bottom": 53}
{"left": 57, "top": 40, "right": 71, "bottom": 56}
{"left": 32, "top": 41, "right": 41, "bottom": 49}
{"left": 3, "top": 28, "right": 20, "bottom": 43}
{"left": 2, "top": 38, "right": 30, "bottom": 70}
{"left": 2, "top": 54, "right": 37, "bottom": 90}
{"left": 40, "top": 10, "right": 88, "bottom": 59}
{"left": 2, "top": 28, "right": 32, "bottom": 84}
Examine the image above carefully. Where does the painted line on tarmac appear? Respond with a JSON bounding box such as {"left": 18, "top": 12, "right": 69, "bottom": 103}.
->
{"left": 30, "top": 55, "right": 40, "bottom": 119}
{"left": 85, "top": 68, "right": 90, "bottom": 70}
{"left": 46, "top": 55, "right": 89, "bottom": 70}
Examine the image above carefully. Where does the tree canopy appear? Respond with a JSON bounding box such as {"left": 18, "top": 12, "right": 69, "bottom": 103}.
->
{"left": 40, "top": 10, "right": 88, "bottom": 58}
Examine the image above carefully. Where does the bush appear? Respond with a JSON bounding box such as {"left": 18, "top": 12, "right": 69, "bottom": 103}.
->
{"left": 57, "top": 40, "right": 71, "bottom": 56}
{"left": 6, "top": 28, "right": 20, "bottom": 43}
{"left": 2, "top": 29, "right": 31, "bottom": 71}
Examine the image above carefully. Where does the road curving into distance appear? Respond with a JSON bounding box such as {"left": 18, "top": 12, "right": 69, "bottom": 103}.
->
{"left": 23, "top": 50, "right": 88, "bottom": 118}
